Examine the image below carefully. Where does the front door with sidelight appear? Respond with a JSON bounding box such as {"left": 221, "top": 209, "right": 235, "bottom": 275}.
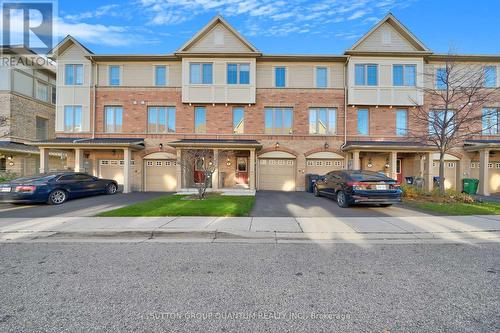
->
{"left": 235, "top": 157, "right": 248, "bottom": 185}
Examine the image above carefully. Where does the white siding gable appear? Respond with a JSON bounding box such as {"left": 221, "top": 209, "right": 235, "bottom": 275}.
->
{"left": 187, "top": 23, "right": 254, "bottom": 53}
{"left": 353, "top": 22, "right": 419, "bottom": 52}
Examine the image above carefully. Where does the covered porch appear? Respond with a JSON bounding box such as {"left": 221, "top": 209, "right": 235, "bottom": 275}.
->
{"left": 464, "top": 140, "right": 500, "bottom": 196}
{"left": 32, "top": 138, "right": 145, "bottom": 193}
{"left": 168, "top": 139, "right": 262, "bottom": 195}
{"left": 342, "top": 141, "right": 437, "bottom": 191}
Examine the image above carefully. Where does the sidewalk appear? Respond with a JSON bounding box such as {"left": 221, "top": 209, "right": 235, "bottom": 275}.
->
{"left": 1, "top": 215, "right": 499, "bottom": 244}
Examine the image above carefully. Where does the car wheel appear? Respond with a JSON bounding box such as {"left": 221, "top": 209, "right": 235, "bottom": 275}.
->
{"left": 313, "top": 185, "right": 320, "bottom": 197}
{"left": 379, "top": 204, "right": 392, "bottom": 207}
{"left": 48, "top": 189, "right": 67, "bottom": 205}
{"left": 106, "top": 183, "right": 118, "bottom": 195}
{"left": 336, "top": 191, "right": 349, "bottom": 208}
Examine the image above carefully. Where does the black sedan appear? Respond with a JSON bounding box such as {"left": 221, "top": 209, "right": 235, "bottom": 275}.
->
{"left": 313, "top": 170, "right": 402, "bottom": 208}
{"left": 0, "top": 172, "right": 118, "bottom": 205}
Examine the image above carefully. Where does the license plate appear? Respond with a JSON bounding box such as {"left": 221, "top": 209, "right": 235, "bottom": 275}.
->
{"left": 375, "top": 184, "right": 387, "bottom": 190}
{"left": 0, "top": 187, "right": 11, "bottom": 192}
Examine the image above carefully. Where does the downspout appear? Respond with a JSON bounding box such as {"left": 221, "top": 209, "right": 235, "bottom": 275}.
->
{"left": 89, "top": 56, "right": 96, "bottom": 139}
{"left": 341, "top": 56, "right": 349, "bottom": 154}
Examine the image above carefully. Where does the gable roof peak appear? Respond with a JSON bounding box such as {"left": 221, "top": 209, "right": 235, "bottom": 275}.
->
{"left": 346, "top": 12, "right": 431, "bottom": 54}
{"left": 48, "top": 35, "right": 93, "bottom": 59}
{"left": 176, "top": 15, "right": 260, "bottom": 54}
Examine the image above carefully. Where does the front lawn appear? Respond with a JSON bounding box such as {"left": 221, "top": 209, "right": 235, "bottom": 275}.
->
{"left": 404, "top": 201, "right": 500, "bottom": 215}
{"left": 97, "top": 194, "right": 255, "bottom": 217}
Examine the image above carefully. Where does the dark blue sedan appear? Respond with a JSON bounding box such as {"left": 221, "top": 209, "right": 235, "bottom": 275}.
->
{"left": 0, "top": 172, "right": 118, "bottom": 205}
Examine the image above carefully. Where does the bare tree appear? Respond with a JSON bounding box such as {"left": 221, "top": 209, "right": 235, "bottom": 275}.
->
{"left": 177, "top": 149, "right": 232, "bottom": 199}
{"left": 408, "top": 55, "right": 500, "bottom": 194}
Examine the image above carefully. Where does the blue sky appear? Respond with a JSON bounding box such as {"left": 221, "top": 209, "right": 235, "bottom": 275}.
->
{"left": 54, "top": 0, "right": 500, "bottom": 55}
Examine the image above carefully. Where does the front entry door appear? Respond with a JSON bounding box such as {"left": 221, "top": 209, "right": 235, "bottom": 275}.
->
{"left": 396, "top": 159, "right": 403, "bottom": 183}
{"left": 235, "top": 157, "right": 248, "bottom": 185}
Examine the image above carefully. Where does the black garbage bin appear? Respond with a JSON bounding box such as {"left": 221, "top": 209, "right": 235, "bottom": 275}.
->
{"left": 305, "top": 174, "right": 321, "bottom": 192}
{"left": 405, "top": 176, "right": 414, "bottom": 185}
{"left": 433, "top": 176, "right": 440, "bottom": 188}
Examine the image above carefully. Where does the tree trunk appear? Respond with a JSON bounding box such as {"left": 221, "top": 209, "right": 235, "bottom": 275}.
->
{"left": 439, "top": 152, "right": 446, "bottom": 195}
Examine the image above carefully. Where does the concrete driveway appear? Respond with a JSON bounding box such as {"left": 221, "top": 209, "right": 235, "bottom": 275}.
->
{"left": 0, "top": 192, "right": 170, "bottom": 218}
{"left": 251, "top": 191, "right": 429, "bottom": 217}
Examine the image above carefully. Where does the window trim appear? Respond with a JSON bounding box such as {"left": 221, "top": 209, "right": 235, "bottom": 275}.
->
{"left": 232, "top": 106, "right": 245, "bottom": 134}
{"left": 64, "top": 64, "right": 83, "bottom": 86}
{"left": 264, "top": 107, "right": 293, "bottom": 135}
{"left": 35, "top": 80, "right": 49, "bottom": 102}
{"left": 309, "top": 107, "right": 337, "bottom": 135}
{"left": 274, "top": 66, "right": 287, "bottom": 88}
{"left": 154, "top": 65, "right": 168, "bottom": 86}
{"left": 392, "top": 64, "right": 416, "bottom": 87}
{"left": 108, "top": 65, "right": 121, "bottom": 86}
{"left": 435, "top": 67, "right": 447, "bottom": 90}
{"left": 315, "top": 66, "right": 328, "bottom": 88}
{"left": 147, "top": 106, "right": 176, "bottom": 133}
{"left": 35, "top": 116, "right": 49, "bottom": 140}
{"left": 482, "top": 107, "right": 499, "bottom": 135}
{"left": 189, "top": 62, "right": 213, "bottom": 84}
{"left": 395, "top": 109, "right": 408, "bottom": 136}
{"left": 355, "top": 64, "right": 378, "bottom": 86}
{"left": 429, "top": 109, "right": 455, "bottom": 137}
{"left": 227, "top": 63, "right": 250, "bottom": 85}
{"left": 484, "top": 65, "right": 497, "bottom": 88}
{"left": 357, "top": 108, "right": 369, "bottom": 135}
{"left": 104, "top": 106, "right": 124, "bottom": 133}
{"left": 63, "top": 105, "right": 82, "bottom": 133}
{"left": 194, "top": 106, "right": 207, "bottom": 134}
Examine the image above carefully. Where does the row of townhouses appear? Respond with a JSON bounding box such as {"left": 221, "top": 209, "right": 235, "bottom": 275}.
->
{"left": 1, "top": 14, "right": 499, "bottom": 195}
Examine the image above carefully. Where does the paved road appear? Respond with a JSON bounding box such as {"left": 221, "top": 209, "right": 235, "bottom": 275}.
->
{"left": 0, "top": 242, "right": 498, "bottom": 332}
{"left": 252, "top": 191, "right": 429, "bottom": 217}
{"left": 0, "top": 192, "right": 170, "bottom": 218}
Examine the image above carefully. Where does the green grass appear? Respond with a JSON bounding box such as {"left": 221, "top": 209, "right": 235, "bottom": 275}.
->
{"left": 97, "top": 194, "right": 255, "bottom": 217}
{"left": 404, "top": 201, "right": 500, "bottom": 215}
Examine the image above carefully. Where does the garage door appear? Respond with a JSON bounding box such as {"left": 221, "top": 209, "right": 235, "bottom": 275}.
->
{"left": 99, "top": 159, "right": 136, "bottom": 185}
{"left": 432, "top": 161, "right": 457, "bottom": 190}
{"left": 144, "top": 159, "right": 177, "bottom": 191}
{"left": 258, "top": 159, "right": 295, "bottom": 191}
{"left": 470, "top": 161, "right": 500, "bottom": 194}
{"left": 306, "top": 159, "right": 343, "bottom": 175}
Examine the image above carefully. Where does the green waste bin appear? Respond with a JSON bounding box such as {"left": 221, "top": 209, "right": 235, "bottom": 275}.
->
{"left": 462, "top": 178, "right": 479, "bottom": 195}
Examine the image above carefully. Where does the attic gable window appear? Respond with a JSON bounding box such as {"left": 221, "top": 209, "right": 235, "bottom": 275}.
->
{"left": 214, "top": 30, "right": 224, "bottom": 45}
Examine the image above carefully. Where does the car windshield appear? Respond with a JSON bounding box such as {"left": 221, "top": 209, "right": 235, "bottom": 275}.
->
{"left": 10, "top": 174, "right": 60, "bottom": 183}
{"left": 347, "top": 171, "right": 392, "bottom": 182}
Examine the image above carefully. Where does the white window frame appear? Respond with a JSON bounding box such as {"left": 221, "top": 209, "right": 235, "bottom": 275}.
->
{"left": 108, "top": 65, "right": 121, "bottom": 86}
{"left": 315, "top": 66, "right": 328, "bottom": 88}
{"left": 35, "top": 80, "right": 49, "bottom": 102}
{"left": 154, "top": 65, "right": 168, "bottom": 86}
{"left": 227, "top": 63, "right": 250, "bottom": 85}
{"left": 104, "top": 106, "right": 123, "bottom": 133}
{"left": 309, "top": 107, "right": 336, "bottom": 135}
{"left": 273, "top": 66, "right": 288, "bottom": 88}
{"left": 393, "top": 64, "right": 416, "bottom": 87}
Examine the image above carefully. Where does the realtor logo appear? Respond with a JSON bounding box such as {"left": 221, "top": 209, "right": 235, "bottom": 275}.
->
{"left": 1, "top": 0, "right": 55, "bottom": 54}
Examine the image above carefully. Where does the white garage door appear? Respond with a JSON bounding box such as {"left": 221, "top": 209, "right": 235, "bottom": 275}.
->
{"left": 99, "top": 160, "right": 135, "bottom": 185}
{"left": 258, "top": 159, "right": 295, "bottom": 191}
{"left": 144, "top": 159, "right": 177, "bottom": 192}
{"left": 433, "top": 161, "right": 457, "bottom": 190}
{"left": 306, "top": 159, "right": 343, "bottom": 175}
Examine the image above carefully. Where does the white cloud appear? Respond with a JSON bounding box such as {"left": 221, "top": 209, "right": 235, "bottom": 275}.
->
{"left": 64, "top": 4, "right": 121, "bottom": 21}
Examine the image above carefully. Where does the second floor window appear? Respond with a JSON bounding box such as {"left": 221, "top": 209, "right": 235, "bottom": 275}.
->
{"left": 357, "top": 109, "right": 369, "bottom": 135}
{"left": 396, "top": 109, "right": 408, "bottom": 136}
{"left": 36, "top": 116, "right": 48, "bottom": 140}
{"left": 482, "top": 108, "right": 499, "bottom": 135}
{"left": 233, "top": 107, "right": 244, "bottom": 134}
{"left": 194, "top": 106, "right": 206, "bottom": 133}
{"left": 429, "top": 110, "right": 454, "bottom": 136}
{"left": 355, "top": 64, "right": 377, "bottom": 86}
{"left": 105, "top": 106, "right": 123, "bottom": 132}
{"left": 36, "top": 81, "right": 49, "bottom": 102}
{"left": 148, "top": 106, "right": 175, "bottom": 133}
{"left": 436, "top": 68, "right": 447, "bottom": 90}
{"left": 109, "top": 66, "right": 121, "bottom": 86}
{"left": 227, "top": 63, "right": 250, "bottom": 84}
{"left": 65, "top": 64, "right": 83, "bottom": 85}
{"left": 64, "top": 105, "right": 82, "bottom": 132}
{"left": 309, "top": 107, "right": 336, "bottom": 134}
{"left": 155, "top": 66, "right": 167, "bottom": 86}
{"left": 316, "top": 67, "right": 328, "bottom": 88}
{"left": 265, "top": 107, "right": 293, "bottom": 134}
{"left": 190, "top": 63, "right": 213, "bottom": 84}
{"left": 275, "top": 67, "right": 286, "bottom": 88}
{"left": 51, "top": 86, "right": 56, "bottom": 104}
{"left": 393, "top": 64, "right": 416, "bottom": 86}
{"left": 484, "top": 66, "right": 497, "bottom": 88}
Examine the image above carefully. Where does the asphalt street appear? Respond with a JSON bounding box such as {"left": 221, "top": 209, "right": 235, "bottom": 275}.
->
{"left": 0, "top": 242, "right": 498, "bottom": 332}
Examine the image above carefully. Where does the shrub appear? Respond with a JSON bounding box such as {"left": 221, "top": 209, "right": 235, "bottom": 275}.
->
{"left": 401, "top": 184, "right": 425, "bottom": 199}
{"left": 444, "top": 189, "right": 475, "bottom": 204}
{"left": 0, "top": 170, "right": 18, "bottom": 183}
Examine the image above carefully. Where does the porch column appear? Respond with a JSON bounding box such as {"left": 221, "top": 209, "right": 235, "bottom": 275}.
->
{"left": 343, "top": 154, "right": 349, "bottom": 170}
{"left": 123, "top": 148, "right": 132, "bottom": 194}
{"left": 390, "top": 151, "right": 398, "bottom": 180}
{"left": 352, "top": 151, "right": 360, "bottom": 170}
{"left": 39, "top": 147, "right": 49, "bottom": 173}
{"left": 478, "top": 149, "right": 490, "bottom": 196}
{"left": 249, "top": 149, "right": 256, "bottom": 190}
{"left": 176, "top": 149, "right": 182, "bottom": 191}
{"left": 423, "top": 152, "right": 433, "bottom": 192}
{"left": 212, "top": 149, "right": 219, "bottom": 190}
{"left": 74, "top": 148, "right": 83, "bottom": 172}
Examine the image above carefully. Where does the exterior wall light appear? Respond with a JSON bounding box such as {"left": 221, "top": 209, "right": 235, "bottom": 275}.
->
{"left": 324, "top": 142, "right": 329, "bottom": 149}
{"left": 275, "top": 142, "right": 280, "bottom": 149}
{"left": 159, "top": 143, "right": 163, "bottom": 150}
{"left": 367, "top": 158, "right": 373, "bottom": 168}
